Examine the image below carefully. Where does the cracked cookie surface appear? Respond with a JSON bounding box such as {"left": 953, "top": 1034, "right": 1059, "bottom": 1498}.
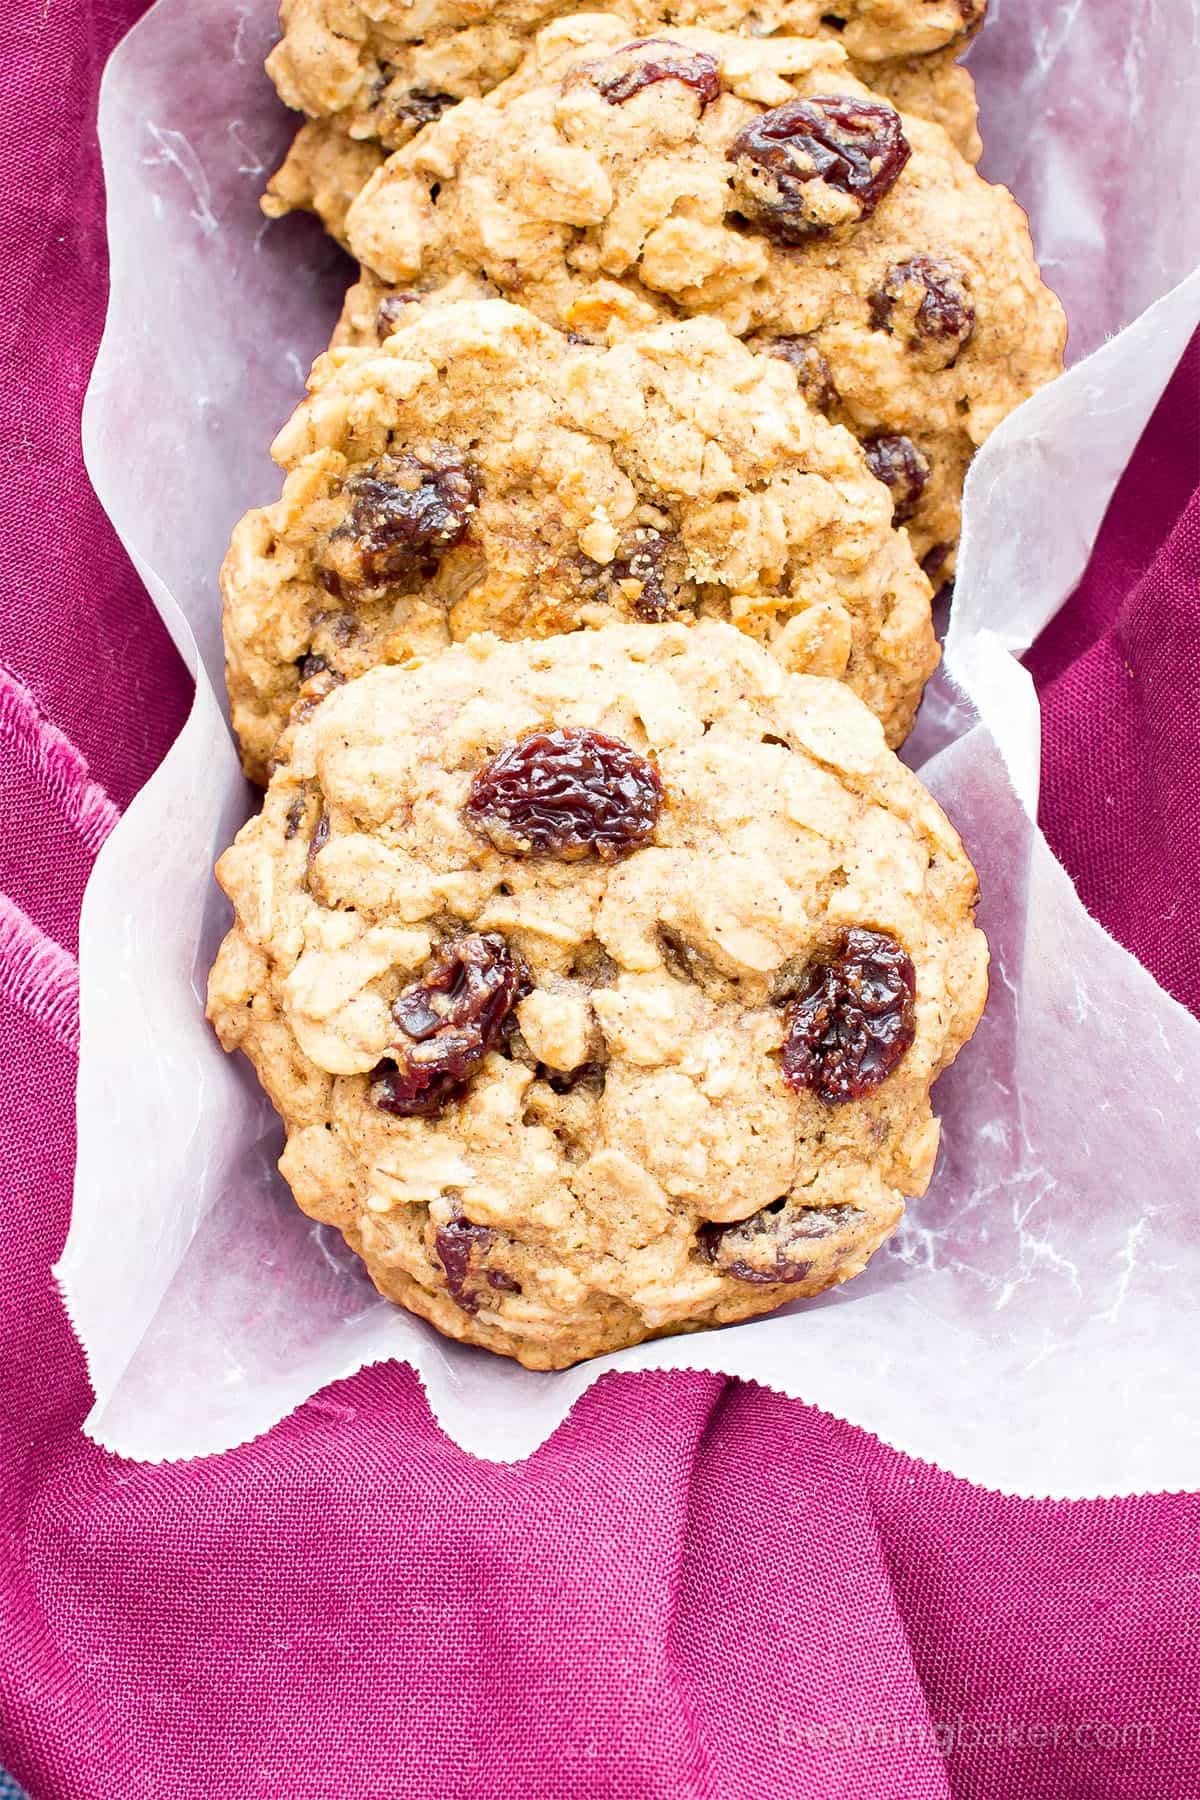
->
{"left": 263, "top": 46, "right": 978, "bottom": 237}
{"left": 342, "top": 19, "right": 1063, "bottom": 573}
{"left": 208, "top": 621, "right": 988, "bottom": 1368}
{"left": 264, "top": 0, "right": 983, "bottom": 182}
{"left": 222, "top": 296, "right": 935, "bottom": 783}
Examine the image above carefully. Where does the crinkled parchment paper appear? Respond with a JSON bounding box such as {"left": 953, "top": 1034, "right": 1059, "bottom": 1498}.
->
{"left": 65, "top": 0, "right": 1200, "bottom": 1493}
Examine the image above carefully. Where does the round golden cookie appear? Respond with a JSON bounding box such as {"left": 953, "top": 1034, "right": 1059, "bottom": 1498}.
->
{"left": 343, "top": 19, "right": 1064, "bottom": 574}
{"left": 207, "top": 621, "right": 988, "bottom": 1370}
{"left": 222, "top": 296, "right": 936, "bottom": 784}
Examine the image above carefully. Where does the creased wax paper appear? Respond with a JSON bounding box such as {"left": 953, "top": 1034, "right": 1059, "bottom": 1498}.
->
{"left": 63, "top": 0, "right": 1200, "bottom": 1494}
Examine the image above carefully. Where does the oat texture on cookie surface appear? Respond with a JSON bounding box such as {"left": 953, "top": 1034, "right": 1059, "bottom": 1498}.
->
{"left": 342, "top": 20, "right": 1064, "bottom": 575}
{"left": 221, "top": 297, "right": 936, "bottom": 783}
{"left": 208, "top": 622, "right": 988, "bottom": 1369}
{"left": 263, "top": 0, "right": 983, "bottom": 195}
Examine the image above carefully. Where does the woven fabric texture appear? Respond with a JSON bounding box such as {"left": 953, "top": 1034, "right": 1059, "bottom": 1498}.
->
{"left": 1, "top": 2, "right": 1198, "bottom": 1796}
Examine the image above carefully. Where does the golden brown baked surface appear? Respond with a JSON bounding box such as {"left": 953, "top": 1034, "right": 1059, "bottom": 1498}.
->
{"left": 265, "top": 0, "right": 983, "bottom": 161}
{"left": 222, "top": 297, "right": 936, "bottom": 783}
{"left": 340, "top": 21, "right": 1063, "bottom": 573}
{"left": 262, "top": 43, "right": 979, "bottom": 234}
{"left": 208, "top": 621, "right": 987, "bottom": 1368}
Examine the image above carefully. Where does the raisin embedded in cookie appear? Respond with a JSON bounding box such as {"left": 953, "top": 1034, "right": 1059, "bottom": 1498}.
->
{"left": 263, "top": 52, "right": 978, "bottom": 243}
{"left": 267, "top": 0, "right": 983, "bottom": 153}
{"left": 207, "top": 621, "right": 988, "bottom": 1369}
{"left": 263, "top": 59, "right": 978, "bottom": 242}
{"left": 221, "top": 296, "right": 936, "bottom": 783}
{"left": 263, "top": 0, "right": 983, "bottom": 223}
{"left": 343, "top": 19, "right": 1064, "bottom": 574}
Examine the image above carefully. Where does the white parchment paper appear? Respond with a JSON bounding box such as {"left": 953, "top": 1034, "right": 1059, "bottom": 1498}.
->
{"left": 65, "top": 0, "right": 1200, "bottom": 1494}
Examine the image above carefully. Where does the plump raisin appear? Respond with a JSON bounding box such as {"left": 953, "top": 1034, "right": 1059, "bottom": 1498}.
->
{"left": 434, "top": 1215, "right": 519, "bottom": 1313}
{"left": 376, "top": 294, "right": 421, "bottom": 340}
{"left": 465, "top": 728, "right": 664, "bottom": 861}
{"left": 762, "top": 335, "right": 839, "bottom": 413}
{"left": 372, "top": 934, "right": 525, "bottom": 1118}
{"left": 781, "top": 927, "right": 916, "bottom": 1105}
{"left": 700, "top": 1200, "right": 864, "bottom": 1282}
{"left": 864, "top": 434, "right": 930, "bottom": 526}
{"left": 318, "top": 449, "right": 478, "bottom": 596}
{"left": 728, "top": 97, "right": 910, "bottom": 242}
{"left": 588, "top": 39, "right": 722, "bottom": 107}
{"left": 868, "top": 256, "right": 975, "bottom": 356}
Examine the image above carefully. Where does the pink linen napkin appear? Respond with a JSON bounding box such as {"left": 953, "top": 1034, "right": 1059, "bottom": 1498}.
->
{"left": 1, "top": 1, "right": 1197, "bottom": 1794}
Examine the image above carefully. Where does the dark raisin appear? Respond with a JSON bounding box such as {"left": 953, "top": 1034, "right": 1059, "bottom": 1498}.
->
{"left": 376, "top": 294, "right": 421, "bottom": 341}
{"left": 391, "top": 89, "right": 455, "bottom": 131}
{"left": 306, "top": 809, "right": 330, "bottom": 883}
{"left": 589, "top": 39, "right": 721, "bottom": 108}
{"left": 372, "top": 934, "right": 525, "bottom": 1118}
{"left": 434, "top": 1215, "right": 519, "bottom": 1313}
{"left": 465, "top": 728, "right": 664, "bottom": 861}
{"left": 700, "top": 1200, "right": 864, "bottom": 1283}
{"left": 435, "top": 1216, "right": 491, "bottom": 1311}
{"left": 727, "top": 96, "right": 910, "bottom": 243}
{"left": 868, "top": 256, "right": 975, "bottom": 353}
{"left": 284, "top": 795, "right": 307, "bottom": 840}
{"left": 318, "top": 449, "right": 478, "bottom": 596}
{"left": 864, "top": 434, "right": 929, "bottom": 526}
{"left": 292, "top": 662, "right": 346, "bottom": 724}
{"left": 576, "top": 529, "right": 681, "bottom": 620}
{"left": 762, "top": 335, "right": 838, "bottom": 412}
{"left": 781, "top": 927, "right": 916, "bottom": 1105}
{"left": 612, "top": 529, "right": 675, "bottom": 620}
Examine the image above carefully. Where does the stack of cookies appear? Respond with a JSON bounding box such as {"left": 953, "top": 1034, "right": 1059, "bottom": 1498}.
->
{"left": 207, "top": 0, "right": 1064, "bottom": 1368}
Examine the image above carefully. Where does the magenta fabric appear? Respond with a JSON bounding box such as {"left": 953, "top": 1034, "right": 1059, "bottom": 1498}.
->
{"left": 2, "top": 2, "right": 1199, "bottom": 1796}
